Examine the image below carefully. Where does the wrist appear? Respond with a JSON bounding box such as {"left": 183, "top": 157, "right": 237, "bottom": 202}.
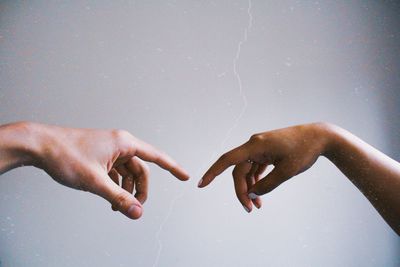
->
{"left": 314, "top": 122, "right": 342, "bottom": 159}
{"left": 0, "top": 122, "right": 41, "bottom": 172}
{"left": 4, "top": 122, "right": 50, "bottom": 168}
{"left": 21, "top": 122, "right": 61, "bottom": 169}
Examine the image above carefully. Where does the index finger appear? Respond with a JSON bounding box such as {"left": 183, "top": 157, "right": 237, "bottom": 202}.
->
{"left": 132, "top": 138, "right": 190, "bottom": 181}
{"left": 198, "top": 143, "right": 250, "bottom": 188}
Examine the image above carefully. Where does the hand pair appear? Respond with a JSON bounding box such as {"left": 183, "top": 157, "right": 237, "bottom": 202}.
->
{"left": 23, "top": 122, "right": 329, "bottom": 219}
{"left": 3, "top": 121, "right": 398, "bottom": 234}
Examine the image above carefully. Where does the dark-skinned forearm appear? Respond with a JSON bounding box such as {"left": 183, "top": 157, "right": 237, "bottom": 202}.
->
{"left": 323, "top": 124, "right": 400, "bottom": 235}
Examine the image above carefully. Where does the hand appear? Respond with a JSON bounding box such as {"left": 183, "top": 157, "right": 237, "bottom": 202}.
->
{"left": 198, "top": 123, "right": 331, "bottom": 212}
{"left": 26, "top": 123, "right": 189, "bottom": 219}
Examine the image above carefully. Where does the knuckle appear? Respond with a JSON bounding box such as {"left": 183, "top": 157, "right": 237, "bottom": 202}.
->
{"left": 112, "top": 129, "right": 132, "bottom": 143}
{"left": 111, "top": 129, "right": 135, "bottom": 153}
{"left": 249, "top": 133, "right": 263, "bottom": 142}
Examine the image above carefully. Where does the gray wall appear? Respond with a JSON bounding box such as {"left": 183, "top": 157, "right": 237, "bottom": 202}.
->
{"left": 0, "top": 1, "right": 399, "bottom": 266}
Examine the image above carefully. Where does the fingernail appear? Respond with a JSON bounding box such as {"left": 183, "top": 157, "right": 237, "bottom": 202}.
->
{"left": 248, "top": 192, "right": 258, "bottom": 200}
{"left": 243, "top": 205, "right": 251, "bottom": 213}
{"left": 127, "top": 204, "right": 142, "bottom": 219}
{"left": 197, "top": 178, "right": 203, "bottom": 187}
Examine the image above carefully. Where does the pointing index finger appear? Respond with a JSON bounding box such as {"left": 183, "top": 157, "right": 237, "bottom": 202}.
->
{"left": 198, "top": 143, "right": 249, "bottom": 188}
{"left": 133, "top": 138, "right": 189, "bottom": 181}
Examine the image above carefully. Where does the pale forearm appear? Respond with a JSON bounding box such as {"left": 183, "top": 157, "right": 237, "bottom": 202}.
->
{"left": 323, "top": 124, "right": 400, "bottom": 234}
{"left": 0, "top": 122, "right": 43, "bottom": 174}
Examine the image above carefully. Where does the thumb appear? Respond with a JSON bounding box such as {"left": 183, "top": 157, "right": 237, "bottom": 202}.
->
{"left": 248, "top": 162, "right": 292, "bottom": 199}
{"left": 93, "top": 173, "right": 143, "bottom": 220}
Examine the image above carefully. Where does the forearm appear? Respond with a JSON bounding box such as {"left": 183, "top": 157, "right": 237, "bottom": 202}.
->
{"left": 323, "top": 123, "right": 400, "bottom": 235}
{"left": 0, "top": 122, "right": 43, "bottom": 174}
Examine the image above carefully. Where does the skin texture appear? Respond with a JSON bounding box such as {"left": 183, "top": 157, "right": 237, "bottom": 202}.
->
{"left": 0, "top": 122, "right": 189, "bottom": 220}
{"left": 199, "top": 122, "right": 400, "bottom": 235}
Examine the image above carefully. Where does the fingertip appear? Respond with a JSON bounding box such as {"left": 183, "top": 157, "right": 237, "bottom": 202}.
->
{"left": 172, "top": 167, "right": 190, "bottom": 181}
{"left": 181, "top": 172, "right": 190, "bottom": 181}
{"left": 181, "top": 167, "right": 190, "bottom": 180}
{"left": 241, "top": 199, "right": 253, "bottom": 213}
{"left": 252, "top": 198, "right": 262, "bottom": 209}
{"left": 198, "top": 172, "right": 215, "bottom": 188}
{"left": 109, "top": 189, "right": 143, "bottom": 219}
{"left": 242, "top": 204, "right": 252, "bottom": 213}
{"left": 238, "top": 194, "right": 253, "bottom": 213}
{"left": 198, "top": 175, "right": 212, "bottom": 188}
{"left": 197, "top": 178, "right": 203, "bottom": 188}
{"left": 126, "top": 204, "right": 143, "bottom": 220}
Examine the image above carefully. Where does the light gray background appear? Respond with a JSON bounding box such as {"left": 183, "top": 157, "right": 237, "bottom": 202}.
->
{"left": 0, "top": 0, "right": 399, "bottom": 266}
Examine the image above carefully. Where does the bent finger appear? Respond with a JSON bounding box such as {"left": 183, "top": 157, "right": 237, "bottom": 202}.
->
{"left": 246, "top": 163, "right": 262, "bottom": 209}
{"left": 109, "top": 169, "right": 121, "bottom": 211}
{"left": 248, "top": 161, "right": 293, "bottom": 198}
{"left": 233, "top": 162, "right": 253, "bottom": 213}
{"left": 109, "top": 169, "right": 120, "bottom": 186}
{"left": 122, "top": 175, "right": 135, "bottom": 194}
{"left": 126, "top": 157, "right": 149, "bottom": 204}
{"left": 254, "top": 163, "right": 269, "bottom": 180}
